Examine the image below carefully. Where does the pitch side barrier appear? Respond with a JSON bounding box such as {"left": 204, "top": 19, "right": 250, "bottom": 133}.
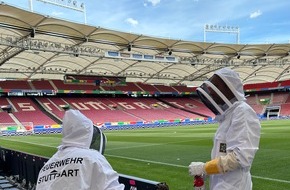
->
{"left": 0, "top": 147, "right": 169, "bottom": 190}
{"left": 104, "top": 120, "right": 212, "bottom": 130}
{"left": 0, "top": 120, "right": 213, "bottom": 136}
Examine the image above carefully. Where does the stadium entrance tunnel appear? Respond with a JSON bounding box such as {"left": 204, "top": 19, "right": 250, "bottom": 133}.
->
{"left": 0, "top": 147, "right": 169, "bottom": 190}
{"left": 263, "top": 106, "right": 281, "bottom": 119}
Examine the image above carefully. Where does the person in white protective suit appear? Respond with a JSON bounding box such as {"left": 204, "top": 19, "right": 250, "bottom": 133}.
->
{"left": 188, "top": 67, "right": 261, "bottom": 190}
{"left": 36, "top": 109, "right": 125, "bottom": 190}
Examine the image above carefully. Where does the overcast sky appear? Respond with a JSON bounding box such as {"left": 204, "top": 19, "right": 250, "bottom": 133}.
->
{"left": 3, "top": 0, "right": 290, "bottom": 44}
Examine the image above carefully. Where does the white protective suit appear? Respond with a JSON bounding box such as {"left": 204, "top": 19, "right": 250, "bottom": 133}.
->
{"left": 190, "top": 68, "right": 261, "bottom": 190}
{"left": 36, "top": 110, "right": 125, "bottom": 190}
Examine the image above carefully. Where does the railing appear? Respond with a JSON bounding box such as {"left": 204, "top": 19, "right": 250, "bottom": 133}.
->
{"left": 0, "top": 147, "right": 168, "bottom": 190}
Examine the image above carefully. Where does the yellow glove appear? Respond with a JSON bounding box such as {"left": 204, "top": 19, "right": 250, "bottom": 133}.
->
{"left": 205, "top": 152, "right": 240, "bottom": 175}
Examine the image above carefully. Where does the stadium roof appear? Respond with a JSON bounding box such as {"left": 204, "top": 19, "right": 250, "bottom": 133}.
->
{"left": 1, "top": 2, "right": 290, "bottom": 86}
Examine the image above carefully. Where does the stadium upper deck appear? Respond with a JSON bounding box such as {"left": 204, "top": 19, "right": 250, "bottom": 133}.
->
{"left": 1, "top": 3, "right": 290, "bottom": 87}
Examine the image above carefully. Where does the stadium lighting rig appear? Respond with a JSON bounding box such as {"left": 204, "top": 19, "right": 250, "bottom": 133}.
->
{"left": 29, "top": 0, "right": 87, "bottom": 24}
{"left": 204, "top": 24, "right": 240, "bottom": 44}
{"left": 1, "top": 33, "right": 290, "bottom": 67}
{"left": 0, "top": 33, "right": 103, "bottom": 58}
{"left": 0, "top": 33, "right": 179, "bottom": 64}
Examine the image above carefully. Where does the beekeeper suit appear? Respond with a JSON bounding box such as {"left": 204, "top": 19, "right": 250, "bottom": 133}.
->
{"left": 36, "top": 109, "right": 124, "bottom": 190}
{"left": 188, "top": 67, "right": 261, "bottom": 190}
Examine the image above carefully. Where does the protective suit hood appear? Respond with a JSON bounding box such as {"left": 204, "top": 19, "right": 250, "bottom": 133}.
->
{"left": 59, "top": 110, "right": 106, "bottom": 154}
{"left": 196, "top": 67, "right": 246, "bottom": 116}
{"left": 214, "top": 67, "right": 246, "bottom": 102}
{"left": 60, "top": 109, "right": 93, "bottom": 149}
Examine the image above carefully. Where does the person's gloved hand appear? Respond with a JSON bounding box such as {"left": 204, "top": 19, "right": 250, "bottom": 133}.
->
{"left": 188, "top": 162, "right": 206, "bottom": 176}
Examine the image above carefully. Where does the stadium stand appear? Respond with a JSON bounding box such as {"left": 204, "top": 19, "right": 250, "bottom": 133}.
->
{"left": 246, "top": 94, "right": 257, "bottom": 105}
{"left": 271, "top": 92, "right": 289, "bottom": 105}
{"left": 188, "top": 97, "right": 216, "bottom": 117}
{"left": 0, "top": 95, "right": 213, "bottom": 126}
{"left": 284, "top": 93, "right": 290, "bottom": 103}
{"left": 114, "top": 82, "right": 143, "bottom": 92}
{"left": 171, "top": 85, "right": 197, "bottom": 93}
{"left": 35, "top": 97, "right": 66, "bottom": 120}
{"left": 51, "top": 80, "right": 98, "bottom": 90}
{"left": 1, "top": 79, "right": 290, "bottom": 129}
{"left": 153, "top": 84, "right": 178, "bottom": 93}
{"left": 280, "top": 80, "right": 290, "bottom": 87}
{"left": 136, "top": 82, "right": 159, "bottom": 93}
{"left": 159, "top": 97, "right": 214, "bottom": 117}
{"left": 244, "top": 81, "right": 280, "bottom": 90}
{"left": 250, "top": 104, "right": 265, "bottom": 115}
{"left": 8, "top": 97, "right": 56, "bottom": 125}
{"left": 280, "top": 104, "right": 290, "bottom": 116}
{"left": 278, "top": 93, "right": 290, "bottom": 116}
{"left": 0, "top": 97, "right": 12, "bottom": 110}
{"left": 59, "top": 97, "right": 141, "bottom": 123}
{"left": 0, "top": 112, "right": 16, "bottom": 124}
{"left": 31, "top": 79, "right": 55, "bottom": 90}
{"left": 0, "top": 80, "right": 31, "bottom": 90}
{"left": 245, "top": 93, "right": 266, "bottom": 114}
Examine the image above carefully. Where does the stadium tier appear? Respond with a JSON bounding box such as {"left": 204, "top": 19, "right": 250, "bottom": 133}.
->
{"left": 0, "top": 112, "right": 15, "bottom": 124}
{"left": 1, "top": 78, "right": 290, "bottom": 131}
{"left": 31, "top": 80, "right": 55, "bottom": 90}
{"left": 152, "top": 84, "right": 178, "bottom": 93}
{"left": 171, "top": 85, "right": 197, "bottom": 93}
{"left": 280, "top": 80, "right": 290, "bottom": 87}
{"left": 114, "top": 82, "right": 143, "bottom": 92}
{"left": 8, "top": 97, "right": 56, "bottom": 125}
{"left": 271, "top": 92, "right": 289, "bottom": 105}
{"left": 1, "top": 92, "right": 290, "bottom": 130}
{"left": 160, "top": 97, "right": 215, "bottom": 118}
{"left": 52, "top": 80, "right": 98, "bottom": 91}
{"left": 244, "top": 81, "right": 280, "bottom": 90}
{"left": 35, "top": 97, "right": 67, "bottom": 120}
{"left": 280, "top": 104, "right": 290, "bottom": 116}
{"left": 0, "top": 96, "right": 211, "bottom": 129}
{"left": 136, "top": 82, "right": 160, "bottom": 92}
{"left": 1, "top": 78, "right": 290, "bottom": 92}
{"left": 0, "top": 80, "right": 31, "bottom": 89}
{"left": 284, "top": 93, "right": 290, "bottom": 103}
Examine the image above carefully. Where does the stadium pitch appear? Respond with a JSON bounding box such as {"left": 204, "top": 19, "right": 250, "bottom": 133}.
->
{"left": 0, "top": 119, "right": 290, "bottom": 190}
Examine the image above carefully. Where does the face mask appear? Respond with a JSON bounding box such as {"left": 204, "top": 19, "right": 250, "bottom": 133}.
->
{"left": 196, "top": 75, "right": 237, "bottom": 115}
{"left": 90, "top": 126, "right": 107, "bottom": 155}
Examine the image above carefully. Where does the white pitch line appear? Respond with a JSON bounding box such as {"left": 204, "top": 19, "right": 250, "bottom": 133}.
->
{"left": 106, "top": 138, "right": 205, "bottom": 151}
{"left": 106, "top": 154, "right": 290, "bottom": 184}
{"left": 0, "top": 138, "right": 58, "bottom": 148}
{"left": 106, "top": 154, "right": 186, "bottom": 168}
{"left": 106, "top": 143, "right": 162, "bottom": 151}
{"left": 251, "top": 175, "right": 290, "bottom": 184}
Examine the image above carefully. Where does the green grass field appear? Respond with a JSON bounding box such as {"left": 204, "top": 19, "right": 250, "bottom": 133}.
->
{"left": 1, "top": 119, "right": 290, "bottom": 190}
